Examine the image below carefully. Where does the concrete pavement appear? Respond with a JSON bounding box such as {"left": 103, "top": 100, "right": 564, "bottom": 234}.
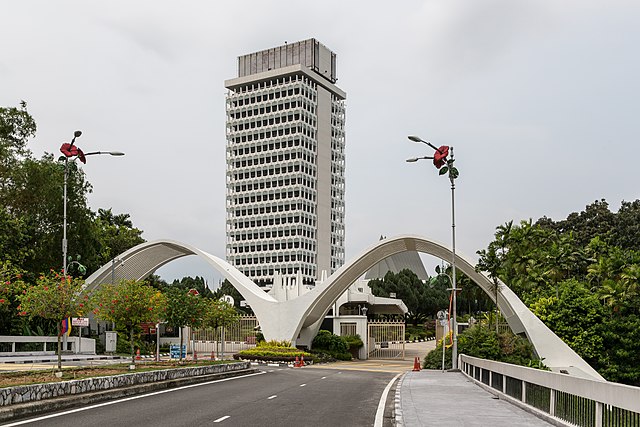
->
{"left": 398, "top": 370, "right": 552, "bottom": 426}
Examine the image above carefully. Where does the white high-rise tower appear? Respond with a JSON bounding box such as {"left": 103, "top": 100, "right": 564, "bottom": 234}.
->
{"left": 225, "top": 39, "right": 346, "bottom": 287}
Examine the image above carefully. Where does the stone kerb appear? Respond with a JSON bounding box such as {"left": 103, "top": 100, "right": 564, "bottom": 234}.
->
{"left": 0, "top": 362, "right": 250, "bottom": 407}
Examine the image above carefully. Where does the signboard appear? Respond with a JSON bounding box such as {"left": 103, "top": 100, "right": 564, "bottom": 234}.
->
{"left": 71, "top": 317, "right": 89, "bottom": 327}
{"left": 170, "top": 345, "right": 186, "bottom": 359}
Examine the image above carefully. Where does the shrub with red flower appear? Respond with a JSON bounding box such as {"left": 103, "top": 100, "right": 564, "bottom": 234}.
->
{"left": 16, "top": 271, "right": 89, "bottom": 370}
{"left": 91, "top": 279, "right": 167, "bottom": 364}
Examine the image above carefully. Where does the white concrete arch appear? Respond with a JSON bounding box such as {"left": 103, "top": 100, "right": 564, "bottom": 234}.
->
{"left": 85, "top": 236, "right": 603, "bottom": 380}
{"left": 84, "top": 240, "right": 279, "bottom": 324}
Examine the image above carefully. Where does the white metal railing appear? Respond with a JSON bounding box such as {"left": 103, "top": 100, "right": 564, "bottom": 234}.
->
{"left": 460, "top": 354, "right": 640, "bottom": 427}
{"left": 0, "top": 335, "right": 96, "bottom": 355}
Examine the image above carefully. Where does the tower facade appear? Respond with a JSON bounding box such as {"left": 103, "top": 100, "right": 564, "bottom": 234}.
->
{"left": 225, "top": 39, "right": 346, "bottom": 287}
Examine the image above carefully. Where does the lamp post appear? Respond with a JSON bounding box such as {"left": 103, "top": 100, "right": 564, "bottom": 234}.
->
{"left": 60, "top": 131, "right": 124, "bottom": 276}
{"left": 406, "top": 135, "right": 460, "bottom": 370}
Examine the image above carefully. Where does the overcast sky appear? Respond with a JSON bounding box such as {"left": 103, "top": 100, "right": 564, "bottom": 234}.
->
{"left": 2, "top": 1, "right": 638, "bottom": 287}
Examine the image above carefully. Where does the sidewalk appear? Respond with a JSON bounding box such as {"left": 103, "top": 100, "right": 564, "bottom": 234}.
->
{"left": 398, "top": 370, "right": 552, "bottom": 426}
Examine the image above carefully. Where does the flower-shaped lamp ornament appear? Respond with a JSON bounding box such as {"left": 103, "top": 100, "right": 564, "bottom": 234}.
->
{"left": 59, "top": 130, "right": 86, "bottom": 163}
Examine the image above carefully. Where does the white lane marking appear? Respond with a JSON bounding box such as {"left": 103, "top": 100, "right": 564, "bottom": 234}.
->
{"left": 2, "top": 371, "right": 266, "bottom": 427}
{"left": 299, "top": 383, "right": 306, "bottom": 387}
{"left": 214, "top": 415, "right": 230, "bottom": 423}
{"left": 268, "top": 370, "right": 274, "bottom": 372}
{"left": 268, "top": 395, "right": 277, "bottom": 400}
{"left": 321, "top": 376, "right": 326, "bottom": 379}
{"left": 374, "top": 373, "right": 402, "bottom": 427}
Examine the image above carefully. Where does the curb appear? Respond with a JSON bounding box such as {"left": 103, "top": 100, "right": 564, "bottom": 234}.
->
{"left": 394, "top": 373, "right": 406, "bottom": 426}
{"left": 0, "top": 367, "right": 257, "bottom": 423}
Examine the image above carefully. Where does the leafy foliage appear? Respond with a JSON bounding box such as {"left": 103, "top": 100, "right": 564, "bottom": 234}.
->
{"left": 17, "top": 270, "right": 90, "bottom": 369}
{"left": 91, "top": 280, "right": 167, "bottom": 364}
{"left": 311, "top": 330, "right": 351, "bottom": 360}
{"left": 423, "top": 325, "right": 538, "bottom": 370}
{"left": 477, "top": 199, "right": 640, "bottom": 385}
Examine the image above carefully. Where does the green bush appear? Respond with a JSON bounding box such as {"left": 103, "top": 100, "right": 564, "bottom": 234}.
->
{"left": 423, "top": 325, "right": 540, "bottom": 370}
{"left": 234, "top": 345, "right": 311, "bottom": 362}
{"left": 343, "top": 335, "right": 363, "bottom": 350}
{"left": 312, "top": 330, "right": 348, "bottom": 353}
{"left": 310, "top": 330, "right": 352, "bottom": 360}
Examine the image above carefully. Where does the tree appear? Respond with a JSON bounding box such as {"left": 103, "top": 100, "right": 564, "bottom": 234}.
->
{"left": 17, "top": 271, "right": 89, "bottom": 370}
{"left": 93, "top": 208, "right": 145, "bottom": 269}
{"left": 0, "top": 262, "right": 30, "bottom": 335}
{"left": 613, "top": 200, "right": 640, "bottom": 250}
{"left": 91, "top": 280, "right": 166, "bottom": 365}
{"left": 212, "top": 279, "right": 252, "bottom": 314}
{"left": 169, "top": 276, "right": 214, "bottom": 299}
{"left": 369, "top": 269, "right": 431, "bottom": 325}
{"left": 0, "top": 101, "right": 36, "bottom": 197}
{"left": 530, "top": 279, "right": 606, "bottom": 370}
{"left": 164, "top": 287, "right": 207, "bottom": 361}
{"left": 202, "top": 299, "right": 239, "bottom": 330}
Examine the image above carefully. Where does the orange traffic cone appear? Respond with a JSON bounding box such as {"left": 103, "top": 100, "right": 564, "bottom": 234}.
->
{"left": 412, "top": 357, "right": 421, "bottom": 372}
{"left": 136, "top": 349, "right": 141, "bottom": 360}
{"left": 294, "top": 356, "right": 300, "bottom": 367}
{"left": 300, "top": 355, "right": 305, "bottom": 367}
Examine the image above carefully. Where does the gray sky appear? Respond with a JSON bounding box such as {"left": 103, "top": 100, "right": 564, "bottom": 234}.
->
{"left": 2, "top": 1, "right": 639, "bottom": 287}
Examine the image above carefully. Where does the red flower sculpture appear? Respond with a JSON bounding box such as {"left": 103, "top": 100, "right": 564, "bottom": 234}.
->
{"left": 60, "top": 143, "right": 78, "bottom": 157}
{"left": 433, "top": 145, "right": 450, "bottom": 169}
{"left": 59, "top": 143, "right": 87, "bottom": 163}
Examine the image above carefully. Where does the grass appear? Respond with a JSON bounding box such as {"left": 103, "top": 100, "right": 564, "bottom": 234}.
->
{"left": 0, "top": 360, "right": 234, "bottom": 388}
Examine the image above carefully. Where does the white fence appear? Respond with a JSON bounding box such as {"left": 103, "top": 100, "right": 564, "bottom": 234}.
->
{"left": 0, "top": 335, "right": 96, "bottom": 355}
{"left": 460, "top": 354, "right": 640, "bottom": 427}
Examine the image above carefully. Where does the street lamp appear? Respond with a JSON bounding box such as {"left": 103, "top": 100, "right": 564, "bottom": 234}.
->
{"left": 59, "top": 131, "right": 124, "bottom": 276}
{"left": 406, "top": 135, "right": 460, "bottom": 370}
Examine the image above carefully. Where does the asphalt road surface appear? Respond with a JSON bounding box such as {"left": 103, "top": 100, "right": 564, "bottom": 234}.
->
{"left": 3, "top": 367, "right": 398, "bottom": 427}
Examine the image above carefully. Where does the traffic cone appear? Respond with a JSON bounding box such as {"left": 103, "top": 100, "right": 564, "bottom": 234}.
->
{"left": 136, "top": 349, "right": 141, "bottom": 360}
{"left": 211, "top": 351, "right": 215, "bottom": 361}
{"left": 294, "top": 356, "right": 300, "bottom": 368}
{"left": 412, "top": 357, "right": 421, "bottom": 372}
{"left": 300, "top": 355, "right": 305, "bottom": 367}
{"left": 194, "top": 350, "right": 198, "bottom": 362}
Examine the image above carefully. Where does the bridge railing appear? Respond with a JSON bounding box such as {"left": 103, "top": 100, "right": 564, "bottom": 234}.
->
{"left": 460, "top": 354, "right": 640, "bottom": 427}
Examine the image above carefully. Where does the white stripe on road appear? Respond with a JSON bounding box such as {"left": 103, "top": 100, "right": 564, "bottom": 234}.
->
{"left": 2, "top": 371, "right": 266, "bottom": 427}
{"left": 374, "top": 373, "right": 402, "bottom": 427}
{"left": 214, "top": 415, "right": 230, "bottom": 423}
{"left": 267, "top": 395, "right": 277, "bottom": 399}
{"left": 299, "top": 383, "right": 306, "bottom": 387}
{"left": 321, "top": 376, "right": 326, "bottom": 379}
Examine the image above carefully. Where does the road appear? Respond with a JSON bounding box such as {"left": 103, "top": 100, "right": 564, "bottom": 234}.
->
{"left": 3, "top": 366, "right": 398, "bottom": 427}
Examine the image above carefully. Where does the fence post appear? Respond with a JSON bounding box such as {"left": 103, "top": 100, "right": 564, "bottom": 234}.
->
{"left": 595, "top": 402, "right": 603, "bottom": 427}
{"left": 522, "top": 381, "right": 527, "bottom": 404}
{"left": 550, "top": 389, "right": 555, "bottom": 416}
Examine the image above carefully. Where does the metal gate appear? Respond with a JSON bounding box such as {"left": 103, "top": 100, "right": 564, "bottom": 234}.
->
{"left": 193, "top": 316, "right": 258, "bottom": 357}
{"left": 367, "top": 320, "right": 405, "bottom": 359}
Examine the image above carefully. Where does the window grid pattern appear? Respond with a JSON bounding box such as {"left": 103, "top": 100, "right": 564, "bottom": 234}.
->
{"left": 225, "top": 73, "right": 345, "bottom": 286}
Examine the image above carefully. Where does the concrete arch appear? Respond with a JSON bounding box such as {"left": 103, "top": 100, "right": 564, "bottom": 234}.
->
{"left": 85, "top": 236, "right": 603, "bottom": 380}
{"left": 84, "top": 240, "right": 279, "bottom": 326}
{"left": 277, "top": 235, "right": 602, "bottom": 380}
